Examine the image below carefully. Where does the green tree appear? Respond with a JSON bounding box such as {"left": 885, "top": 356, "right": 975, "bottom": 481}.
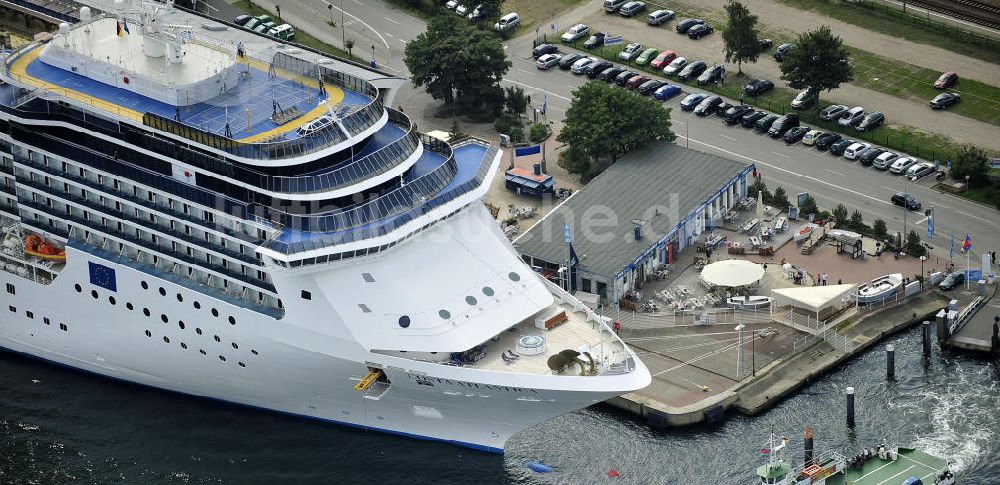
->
{"left": 849, "top": 209, "right": 864, "bottom": 231}
{"left": 449, "top": 118, "right": 466, "bottom": 141}
{"left": 949, "top": 144, "right": 990, "bottom": 187}
{"left": 558, "top": 81, "right": 675, "bottom": 173}
{"left": 721, "top": 1, "right": 761, "bottom": 75}
{"left": 872, "top": 218, "right": 888, "bottom": 239}
{"left": 905, "top": 230, "right": 926, "bottom": 257}
{"left": 832, "top": 203, "right": 848, "bottom": 223}
{"left": 799, "top": 195, "right": 818, "bottom": 216}
{"left": 772, "top": 186, "right": 789, "bottom": 208}
{"left": 405, "top": 15, "right": 511, "bottom": 114}
{"left": 748, "top": 180, "right": 772, "bottom": 205}
{"left": 504, "top": 85, "right": 531, "bottom": 118}
{"left": 779, "top": 25, "right": 854, "bottom": 108}
{"left": 529, "top": 122, "right": 550, "bottom": 143}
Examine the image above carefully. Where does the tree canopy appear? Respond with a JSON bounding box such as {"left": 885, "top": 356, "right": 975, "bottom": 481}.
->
{"left": 557, "top": 82, "right": 674, "bottom": 176}
{"left": 404, "top": 15, "right": 510, "bottom": 114}
{"left": 950, "top": 144, "right": 990, "bottom": 187}
{"left": 721, "top": 1, "right": 761, "bottom": 74}
{"left": 779, "top": 25, "right": 853, "bottom": 107}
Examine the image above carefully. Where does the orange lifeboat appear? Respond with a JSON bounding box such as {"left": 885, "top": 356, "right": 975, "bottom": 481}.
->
{"left": 24, "top": 233, "right": 66, "bottom": 262}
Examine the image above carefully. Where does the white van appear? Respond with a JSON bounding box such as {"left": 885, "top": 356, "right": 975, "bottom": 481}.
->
{"left": 267, "top": 24, "right": 295, "bottom": 41}
{"left": 494, "top": 12, "right": 520, "bottom": 32}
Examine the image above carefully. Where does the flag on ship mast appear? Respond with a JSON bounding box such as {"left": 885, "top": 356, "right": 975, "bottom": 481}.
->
{"left": 122, "top": 18, "right": 130, "bottom": 34}
{"left": 116, "top": 20, "right": 122, "bottom": 37}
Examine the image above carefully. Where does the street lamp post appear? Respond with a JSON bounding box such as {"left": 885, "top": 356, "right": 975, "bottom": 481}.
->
{"left": 735, "top": 323, "right": 746, "bottom": 379}
{"left": 920, "top": 255, "right": 927, "bottom": 290}
{"left": 341, "top": 0, "right": 346, "bottom": 49}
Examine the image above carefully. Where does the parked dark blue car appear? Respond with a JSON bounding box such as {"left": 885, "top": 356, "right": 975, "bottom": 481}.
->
{"left": 653, "top": 84, "right": 682, "bottom": 100}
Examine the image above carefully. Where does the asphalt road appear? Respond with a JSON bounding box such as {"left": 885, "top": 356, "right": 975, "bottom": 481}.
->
{"left": 218, "top": 0, "right": 1000, "bottom": 263}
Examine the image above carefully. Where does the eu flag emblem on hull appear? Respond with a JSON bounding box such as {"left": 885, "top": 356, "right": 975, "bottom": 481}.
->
{"left": 89, "top": 262, "right": 117, "bottom": 292}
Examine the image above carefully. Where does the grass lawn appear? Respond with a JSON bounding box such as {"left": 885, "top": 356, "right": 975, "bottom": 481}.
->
{"left": 848, "top": 48, "right": 1000, "bottom": 126}
{"left": 505, "top": 0, "right": 586, "bottom": 32}
{"left": 771, "top": 0, "right": 1000, "bottom": 64}
{"left": 234, "top": 2, "right": 355, "bottom": 60}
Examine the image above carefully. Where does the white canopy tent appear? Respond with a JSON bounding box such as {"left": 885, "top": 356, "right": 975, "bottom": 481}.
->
{"left": 701, "top": 259, "right": 765, "bottom": 288}
{"left": 772, "top": 284, "right": 856, "bottom": 325}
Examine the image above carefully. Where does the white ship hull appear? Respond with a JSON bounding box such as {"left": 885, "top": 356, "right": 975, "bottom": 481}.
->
{"left": 0, "top": 245, "right": 647, "bottom": 452}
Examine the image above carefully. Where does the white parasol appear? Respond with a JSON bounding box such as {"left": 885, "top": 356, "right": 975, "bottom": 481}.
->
{"left": 701, "top": 259, "right": 765, "bottom": 287}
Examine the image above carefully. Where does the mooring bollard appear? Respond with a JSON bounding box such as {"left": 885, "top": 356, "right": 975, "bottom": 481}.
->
{"left": 846, "top": 387, "right": 855, "bottom": 428}
{"left": 803, "top": 426, "right": 814, "bottom": 466}
{"left": 886, "top": 344, "right": 895, "bottom": 379}
{"left": 923, "top": 321, "right": 932, "bottom": 357}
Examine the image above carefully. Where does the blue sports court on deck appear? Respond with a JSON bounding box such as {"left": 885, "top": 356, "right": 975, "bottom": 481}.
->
{"left": 24, "top": 56, "right": 370, "bottom": 140}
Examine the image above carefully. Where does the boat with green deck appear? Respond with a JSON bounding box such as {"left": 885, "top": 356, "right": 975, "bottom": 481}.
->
{"left": 754, "top": 432, "right": 956, "bottom": 485}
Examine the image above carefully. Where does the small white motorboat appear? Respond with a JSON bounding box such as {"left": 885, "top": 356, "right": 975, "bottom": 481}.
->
{"left": 854, "top": 273, "right": 903, "bottom": 303}
{"left": 792, "top": 223, "right": 819, "bottom": 243}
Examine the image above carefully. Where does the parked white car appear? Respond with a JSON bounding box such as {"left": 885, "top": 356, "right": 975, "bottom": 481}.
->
{"left": 561, "top": 23, "right": 589, "bottom": 42}
{"left": 570, "top": 56, "right": 597, "bottom": 74}
{"left": 872, "top": 151, "right": 899, "bottom": 170}
{"left": 535, "top": 53, "right": 561, "bottom": 70}
{"left": 663, "top": 57, "right": 687, "bottom": 75}
{"left": 890, "top": 157, "right": 919, "bottom": 174}
{"left": 618, "top": 42, "right": 643, "bottom": 61}
{"left": 843, "top": 142, "right": 870, "bottom": 160}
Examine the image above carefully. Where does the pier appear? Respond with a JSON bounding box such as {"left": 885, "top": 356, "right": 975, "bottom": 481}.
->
{"left": 938, "top": 279, "right": 999, "bottom": 353}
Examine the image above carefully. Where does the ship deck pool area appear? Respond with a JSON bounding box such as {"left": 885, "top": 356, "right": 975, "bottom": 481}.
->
{"left": 11, "top": 45, "right": 371, "bottom": 142}
{"left": 273, "top": 143, "right": 490, "bottom": 246}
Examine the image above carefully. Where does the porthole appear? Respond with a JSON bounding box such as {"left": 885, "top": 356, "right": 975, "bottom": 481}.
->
{"left": 160, "top": 314, "right": 168, "bottom": 323}
{"left": 199, "top": 349, "right": 206, "bottom": 355}
{"left": 228, "top": 316, "right": 236, "bottom": 325}
{"left": 108, "top": 296, "right": 116, "bottom": 305}
{"left": 163, "top": 336, "right": 170, "bottom": 343}
{"left": 398, "top": 315, "right": 411, "bottom": 328}
{"left": 143, "top": 308, "right": 151, "bottom": 317}
{"left": 251, "top": 349, "right": 259, "bottom": 356}
{"left": 126, "top": 302, "right": 134, "bottom": 310}
{"left": 178, "top": 321, "right": 185, "bottom": 330}
{"left": 74, "top": 284, "right": 82, "bottom": 293}
{"left": 181, "top": 342, "right": 188, "bottom": 349}
{"left": 508, "top": 272, "right": 520, "bottom": 282}
{"left": 193, "top": 301, "right": 201, "bottom": 310}
{"left": 196, "top": 328, "right": 203, "bottom": 335}
{"left": 176, "top": 293, "right": 183, "bottom": 302}
{"left": 439, "top": 309, "right": 451, "bottom": 319}
{"left": 145, "top": 330, "right": 151, "bottom": 337}
{"left": 140, "top": 281, "right": 148, "bottom": 290}
{"left": 90, "top": 290, "right": 98, "bottom": 299}
{"left": 214, "top": 335, "right": 221, "bottom": 342}
{"left": 465, "top": 296, "right": 477, "bottom": 305}
{"left": 238, "top": 362, "right": 246, "bottom": 368}
{"left": 218, "top": 355, "right": 226, "bottom": 362}
{"left": 231, "top": 342, "right": 238, "bottom": 349}
{"left": 211, "top": 308, "right": 219, "bottom": 317}
{"left": 482, "top": 286, "right": 494, "bottom": 296}
{"left": 158, "top": 287, "right": 166, "bottom": 296}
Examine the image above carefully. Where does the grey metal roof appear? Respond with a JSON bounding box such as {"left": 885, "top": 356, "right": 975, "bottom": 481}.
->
{"left": 515, "top": 143, "right": 751, "bottom": 278}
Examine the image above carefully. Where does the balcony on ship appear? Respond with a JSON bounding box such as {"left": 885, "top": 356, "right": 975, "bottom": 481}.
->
{"left": 262, "top": 139, "right": 499, "bottom": 259}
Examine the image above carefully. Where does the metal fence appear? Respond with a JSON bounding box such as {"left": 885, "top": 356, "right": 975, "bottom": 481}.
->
{"left": 616, "top": 306, "right": 773, "bottom": 330}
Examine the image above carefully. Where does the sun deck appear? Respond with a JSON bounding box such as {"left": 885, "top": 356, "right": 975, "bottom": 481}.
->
{"left": 7, "top": 41, "right": 371, "bottom": 142}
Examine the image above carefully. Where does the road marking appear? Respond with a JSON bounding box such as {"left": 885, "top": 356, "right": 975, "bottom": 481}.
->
{"left": 719, "top": 134, "right": 736, "bottom": 141}
{"left": 398, "top": 38, "right": 408, "bottom": 44}
{"left": 956, "top": 209, "right": 996, "bottom": 226}
{"left": 502, "top": 79, "right": 571, "bottom": 101}
{"left": 771, "top": 152, "right": 790, "bottom": 159}
{"left": 384, "top": 16, "right": 400, "bottom": 24}
{"left": 323, "top": 1, "right": 390, "bottom": 50}
{"left": 352, "top": 0, "right": 361, "bottom": 4}
{"left": 826, "top": 169, "right": 845, "bottom": 177}
{"left": 880, "top": 186, "right": 898, "bottom": 192}
{"left": 516, "top": 68, "right": 532, "bottom": 75}
{"left": 385, "top": 32, "right": 393, "bottom": 37}
{"left": 914, "top": 216, "right": 928, "bottom": 225}
{"left": 673, "top": 120, "right": 685, "bottom": 125}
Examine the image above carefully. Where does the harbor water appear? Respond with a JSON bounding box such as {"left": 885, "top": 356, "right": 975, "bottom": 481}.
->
{"left": 1, "top": 325, "right": 997, "bottom": 484}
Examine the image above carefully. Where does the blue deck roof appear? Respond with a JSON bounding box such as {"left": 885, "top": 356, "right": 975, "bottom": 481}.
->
{"left": 273, "top": 142, "right": 490, "bottom": 246}
{"left": 24, "top": 56, "right": 370, "bottom": 140}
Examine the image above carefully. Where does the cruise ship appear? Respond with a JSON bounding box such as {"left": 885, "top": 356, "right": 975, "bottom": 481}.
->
{"left": 0, "top": 1, "right": 649, "bottom": 451}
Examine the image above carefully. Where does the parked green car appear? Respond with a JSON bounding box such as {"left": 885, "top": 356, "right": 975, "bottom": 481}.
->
{"left": 635, "top": 48, "right": 659, "bottom": 66}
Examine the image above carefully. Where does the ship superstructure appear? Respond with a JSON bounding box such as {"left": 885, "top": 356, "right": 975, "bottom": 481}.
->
{"left": 0, "top": 0, "right": 649, "bottom": 451}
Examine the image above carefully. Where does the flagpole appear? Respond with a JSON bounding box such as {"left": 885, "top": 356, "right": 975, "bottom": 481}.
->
{"left": 966, "top": 249, "right": 970, "bottom": 290}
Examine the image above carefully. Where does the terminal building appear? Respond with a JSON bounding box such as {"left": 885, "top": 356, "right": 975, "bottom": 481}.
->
{"left": 514, "top": 143, "right": 755, "bottom": 305}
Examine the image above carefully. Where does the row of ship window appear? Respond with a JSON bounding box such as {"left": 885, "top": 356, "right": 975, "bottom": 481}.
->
{"left": 396, "top": 272, "right": 521, "bottom": 328}
{"left": 7, "top": 283, "right": 69, "bottom": 332}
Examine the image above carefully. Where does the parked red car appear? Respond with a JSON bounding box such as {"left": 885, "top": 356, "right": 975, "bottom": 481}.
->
{"left": 934, "top": 71, "right": 957, "bottom": 89}
{"left": 649, "top": 50, "right": 677, "bottom": 69}
{"left": 627, "top": 75, "right": 650, "bottom": 89}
